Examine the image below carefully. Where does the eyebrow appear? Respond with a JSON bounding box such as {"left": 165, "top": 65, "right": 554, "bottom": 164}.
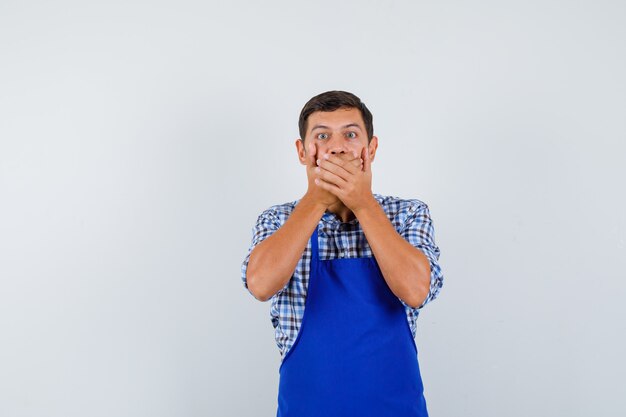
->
{"left": 311, "top": 123, "right": 363, "bottom": 132}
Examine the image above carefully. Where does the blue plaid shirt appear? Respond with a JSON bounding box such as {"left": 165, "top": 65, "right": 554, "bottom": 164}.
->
{"left": 241, "top": 193, "right": 444, "bottom": 363}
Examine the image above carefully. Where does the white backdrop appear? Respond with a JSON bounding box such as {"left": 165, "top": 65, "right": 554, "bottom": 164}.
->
{"left": 1, "top": 1, "right": 624, "bottom": 416}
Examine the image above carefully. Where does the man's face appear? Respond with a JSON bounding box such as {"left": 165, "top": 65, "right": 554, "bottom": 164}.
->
{"left": 297, "top": 107, "right": 378, "bottom": 163}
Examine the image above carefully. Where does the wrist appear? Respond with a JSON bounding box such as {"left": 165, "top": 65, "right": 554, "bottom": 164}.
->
{"left": 352, "top": 194, "right": 379, "bottom": 216}
{"left": 301, "top": 192, "right": 329, "bottom": 213}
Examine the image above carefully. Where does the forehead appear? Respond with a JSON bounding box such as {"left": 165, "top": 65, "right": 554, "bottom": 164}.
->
{"left": 307, "top": 107, "right": 365, "bottom": 131}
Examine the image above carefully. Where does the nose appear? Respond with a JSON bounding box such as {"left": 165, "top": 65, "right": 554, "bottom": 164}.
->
{"left": 327, "top": 138, "right": 348, "bottom": 155}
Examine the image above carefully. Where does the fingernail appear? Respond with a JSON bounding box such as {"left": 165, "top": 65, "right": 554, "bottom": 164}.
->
{"left": 316, "top": 159, "right": 320, "bottom": 165}
{"left": 315, "top": 167, "right": 320, "bottom": 173}
{"left": 323, "top": 154, "right": 329, "bottom": 160}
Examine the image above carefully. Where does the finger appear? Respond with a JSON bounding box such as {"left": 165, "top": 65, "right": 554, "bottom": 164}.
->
{"left": 316, "top": 164, "right": 348, "bottom": 186}
{"left": 348, "top": 150, "right": 360, "bottom": 161}
{"left": 337, "top": 151, "right": 362, "bottom": 170}
{"left": 324, "top": 153, "right": 361, "bottom": 172}
{"left": 339, "top": 157, "right": 362, "bottom": 175}
{"left": 317, "top": 152, "right": 361, "bottom": 177}
{"left": 362, "top": 146, "right": 371, "bottom": 173}
{"left": 315, "top": 177, "right": 342, "bottom": 196}
{"left": 338, "top": 151, "right": 363, "bottom": 174}
{"left": 319, "top": 152, "right": 360, "bottom": 178}
{"left": 350, "top": 150, "right": 363, "bottom": 171}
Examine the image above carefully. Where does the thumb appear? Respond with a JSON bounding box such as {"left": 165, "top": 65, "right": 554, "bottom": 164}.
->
{"left": 363, "top": 146, "right": 372, "bottom": 173}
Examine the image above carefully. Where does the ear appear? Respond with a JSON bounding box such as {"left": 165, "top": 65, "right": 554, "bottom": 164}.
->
{"left": 295, "top": 138, "right": 307, "bottom": 165}
{"left": 367, "top": 136, "right": 379, "bottom": 163}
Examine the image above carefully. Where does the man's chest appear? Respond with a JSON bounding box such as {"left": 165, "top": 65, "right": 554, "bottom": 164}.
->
{"left": 313, "top": 226, "right": 374, "bottom": 260}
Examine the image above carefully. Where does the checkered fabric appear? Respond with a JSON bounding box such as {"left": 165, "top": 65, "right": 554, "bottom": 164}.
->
{"left": 241, "top": 193, "right": 444, "bottom": 363}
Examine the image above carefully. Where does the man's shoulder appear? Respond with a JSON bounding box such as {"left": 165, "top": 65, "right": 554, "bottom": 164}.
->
{"left": 256, "top": 199, "right": 299, "bottom": 224}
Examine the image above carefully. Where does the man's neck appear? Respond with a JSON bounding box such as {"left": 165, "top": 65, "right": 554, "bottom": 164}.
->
{"left": 326, "top": 201, "right": 356, "bottom": 223}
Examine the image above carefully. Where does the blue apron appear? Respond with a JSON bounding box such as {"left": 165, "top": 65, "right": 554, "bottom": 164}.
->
{"left": 277, "top": 225, "right": 429, "bottom": 417}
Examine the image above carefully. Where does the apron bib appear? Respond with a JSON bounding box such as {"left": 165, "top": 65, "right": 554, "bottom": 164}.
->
{"left": 276, "top": 225, "right": 429, "bottom": 417}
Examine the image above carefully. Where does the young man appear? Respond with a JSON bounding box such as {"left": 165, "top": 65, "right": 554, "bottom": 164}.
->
{"left": 241, "top": 90, "right": 444, "bottom": 417}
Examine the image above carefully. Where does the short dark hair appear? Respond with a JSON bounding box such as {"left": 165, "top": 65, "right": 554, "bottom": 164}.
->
{"left": 298, "top": 90, "right": 374, "bottom": 143}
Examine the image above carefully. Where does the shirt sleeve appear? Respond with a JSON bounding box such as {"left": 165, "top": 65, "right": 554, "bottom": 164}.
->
{"left": 241, "top": 208, "right": 284, "bottom": 301}
{"left": 398, "top": 201, "right": 444, "bottom": 311}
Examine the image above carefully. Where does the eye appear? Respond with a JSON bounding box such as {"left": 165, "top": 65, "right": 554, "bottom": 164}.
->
{"left": 346, "top": 131, "right": 357, "bottom": 139}
{"left": 317, "top": 132, "right": 329, "bottom": 140}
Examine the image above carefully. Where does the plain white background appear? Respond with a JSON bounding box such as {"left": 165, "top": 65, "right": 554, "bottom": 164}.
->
{"left": 1, "top": 1, "right": 624, "bottom": 416}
